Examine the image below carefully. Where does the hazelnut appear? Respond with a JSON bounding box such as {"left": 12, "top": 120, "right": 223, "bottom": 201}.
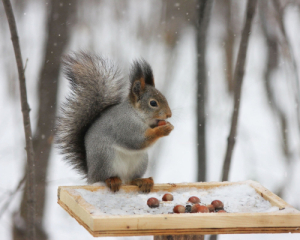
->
{"left": 162, "top": 193, "right": 174, "bottom": 201}
{"left": 158, "top": 120, "right": 167, "bottom": 126}
{"left": 207, "top": 204, "right": 215, "bottom": 212}
{"left": 188, "top": 196, "right": 200, "bottom": 204}
{"left": 173, "top": 205, "right": 185, "bottom": 213}
{"left": 211, "top": 200, "right": 224, "bottom": 209}
{"left": 191, "top": 204, "right": 201, "bottom": 213}
{"left": 197, "top": 205, "right": 209, "bottom": 213}
{"left": 191, "top": 204, "right": 209, "bottom": 213}
{"left": 147, "top": 197, "right": 159, "bottom": 208}
{"left": 217, "top": 210, "right": 227, "bottom": 213}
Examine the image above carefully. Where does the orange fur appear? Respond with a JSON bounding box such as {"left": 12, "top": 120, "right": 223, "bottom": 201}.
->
{"left": 142, "top": 123, "right": 174, "bottom": 148}
{"left": 140, "top": 77, "right": 146, "bottom": 90}
{"left": 131, "top": 177, "right": 154, "bottom": 193}
{"left": 105, "top": 177, "right": 122, "bottom": 192}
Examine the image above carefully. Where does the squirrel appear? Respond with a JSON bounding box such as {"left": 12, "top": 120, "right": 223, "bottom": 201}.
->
{"left": 56, "top": 52, "right": 174, "bottom": 192}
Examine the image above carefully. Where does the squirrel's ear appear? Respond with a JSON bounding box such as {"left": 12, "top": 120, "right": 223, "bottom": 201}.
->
{"left": 143, "top": 61, "right": 155, "bottom": 87}
{"left": 131, "top": 78, "right": 146, "bottom": 102}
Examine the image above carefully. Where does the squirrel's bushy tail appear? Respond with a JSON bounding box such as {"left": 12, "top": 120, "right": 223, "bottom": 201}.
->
{"left": 56, "top": 52, "right": 128, "bottom": 175}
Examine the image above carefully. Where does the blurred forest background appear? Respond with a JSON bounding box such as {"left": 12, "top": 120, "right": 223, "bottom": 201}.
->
{"left": 1, "top": 0, "right": 300, "bottom": 240}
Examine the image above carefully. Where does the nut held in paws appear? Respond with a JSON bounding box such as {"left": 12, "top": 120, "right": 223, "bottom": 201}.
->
{"left": 158, "top": 120, "right": 167, "bottom": 126}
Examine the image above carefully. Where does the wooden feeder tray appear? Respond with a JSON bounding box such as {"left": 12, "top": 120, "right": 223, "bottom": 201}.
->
{"left": 57, "top": 180, "right": 300, "bottom": 237}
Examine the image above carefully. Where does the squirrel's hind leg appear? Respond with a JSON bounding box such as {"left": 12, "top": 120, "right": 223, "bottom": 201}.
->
{"left": 105, "top": 177, "right": 122, "bottom": 192}
{"left": 131, "top": 177, "right": 154, "bottom": 193}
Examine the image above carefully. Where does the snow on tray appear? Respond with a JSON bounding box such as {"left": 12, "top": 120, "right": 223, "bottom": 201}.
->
{"left": 75, "top": 184, "right": 280, "bottom": 216}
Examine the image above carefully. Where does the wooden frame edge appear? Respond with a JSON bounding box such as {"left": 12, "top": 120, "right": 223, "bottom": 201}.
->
{"left": 57, "top": 199, "right": 300, "bottom": 237}
{"left": 245, "top": 180, "right": 294, "bottom": 209}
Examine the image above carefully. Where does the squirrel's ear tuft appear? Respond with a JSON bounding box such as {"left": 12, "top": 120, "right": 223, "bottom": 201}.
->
{"left": 142, "top": 60, "right": 155, "bottom": 87}
{"left": 130, "top": 59, "right": 155, "bottom": 87}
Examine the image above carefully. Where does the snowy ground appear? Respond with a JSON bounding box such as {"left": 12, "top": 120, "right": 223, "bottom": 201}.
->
{"left": 1, "top": 1, "right": 300, "bottom": 240}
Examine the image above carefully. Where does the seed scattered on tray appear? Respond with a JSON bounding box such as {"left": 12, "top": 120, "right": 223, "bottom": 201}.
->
{"left": 185, "top": 205, "right": 192, "bottom": 213}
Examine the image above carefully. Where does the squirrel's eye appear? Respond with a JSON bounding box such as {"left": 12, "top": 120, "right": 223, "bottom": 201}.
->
{"left": 150, "top": 100, "right": 158, "bottom": 107}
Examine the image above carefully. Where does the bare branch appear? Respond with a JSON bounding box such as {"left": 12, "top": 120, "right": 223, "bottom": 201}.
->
{"left": 23, "top": 58, "right": 28, "bottom": 71}
{"left": 0, "top": 174, "right": 26, "bottom": 219}
{"left": 221, "top": 0, "right": 257, "bottom": 182}
{"left": 272, "top": 0, "right": 300, "bottom": 134}
{"left": 260, "top": 0, "right": 296, "bottom": 200}
{"left": 2, "top": 0, "right": 36, "bottom": 239}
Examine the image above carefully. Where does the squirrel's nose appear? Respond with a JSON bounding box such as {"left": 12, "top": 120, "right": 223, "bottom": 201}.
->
{"left": 166, "top": 109, "right": 172, "bottom": 118}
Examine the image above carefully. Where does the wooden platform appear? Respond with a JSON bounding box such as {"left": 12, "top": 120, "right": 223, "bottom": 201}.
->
{"left": 57, "top": 180, "right": 300, "bottom": 237}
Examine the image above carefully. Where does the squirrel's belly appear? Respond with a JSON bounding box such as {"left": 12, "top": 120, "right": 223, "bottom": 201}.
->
{"left": 111, "top": 146, "right": 147, "bottom": 183}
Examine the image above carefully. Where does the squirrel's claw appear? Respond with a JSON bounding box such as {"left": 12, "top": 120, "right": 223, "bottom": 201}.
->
{"left": 105, "top": 177, "right": 122, "bottom": 192}
{"left": 131, "top": 177, "right": 154, "bottom": 193}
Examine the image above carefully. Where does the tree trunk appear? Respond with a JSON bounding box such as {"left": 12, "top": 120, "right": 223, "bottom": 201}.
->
{"left": 223, "top": 0, "right": 235, "bottom": 94}
{"left": 12, "top": 1, "right": 76, "bottom": 240}
{"left": 221, "top": 0, "right": 257, "bottom": 182}
{"left": 196, "top": 0, "right": 213, "bottom": 183}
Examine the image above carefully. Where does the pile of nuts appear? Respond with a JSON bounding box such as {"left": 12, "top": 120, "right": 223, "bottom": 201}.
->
{"left": 147, "top": 193, "right": 227, "bottom": 214}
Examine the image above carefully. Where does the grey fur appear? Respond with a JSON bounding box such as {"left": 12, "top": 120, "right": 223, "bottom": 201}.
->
{"left": 56, "top": 52, "right": 128, "bottom": 176}
{"left": 85, "top": 100, "right": 149, "bottom": 183}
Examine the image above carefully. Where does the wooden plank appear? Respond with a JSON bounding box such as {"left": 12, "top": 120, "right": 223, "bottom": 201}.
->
{"left": 90, "top": 227, "right": 300, "bottom": 237}
{"left": 57, "top": 181, "right": 300, "bottom": 237}
{"left": 58, "top": 181, "right": 239, "bottom": 193}
{"left": 58, "top": 199, "right": 95, "bottom": 236}
{"left": 91, "top": 212, "right": 300, "bottom": 231}
{"left": 246, "top": 180, "right": 291, "bottom": 209}
{"left": 58, "top": 187, "right": 96, "bottom": 230}
{"left": 58, "top": 199, "right": 300, "bottom": 237}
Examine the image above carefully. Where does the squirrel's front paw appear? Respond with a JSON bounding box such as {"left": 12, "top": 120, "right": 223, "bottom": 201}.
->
{"left": 105, "top": 177, "right": 122, "bottom": 192}
{"left": 158, "top": 122, "right": 174, "bottom": 136}
{"left": 131, "top": 177, "right": 154, "bottom": 193}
